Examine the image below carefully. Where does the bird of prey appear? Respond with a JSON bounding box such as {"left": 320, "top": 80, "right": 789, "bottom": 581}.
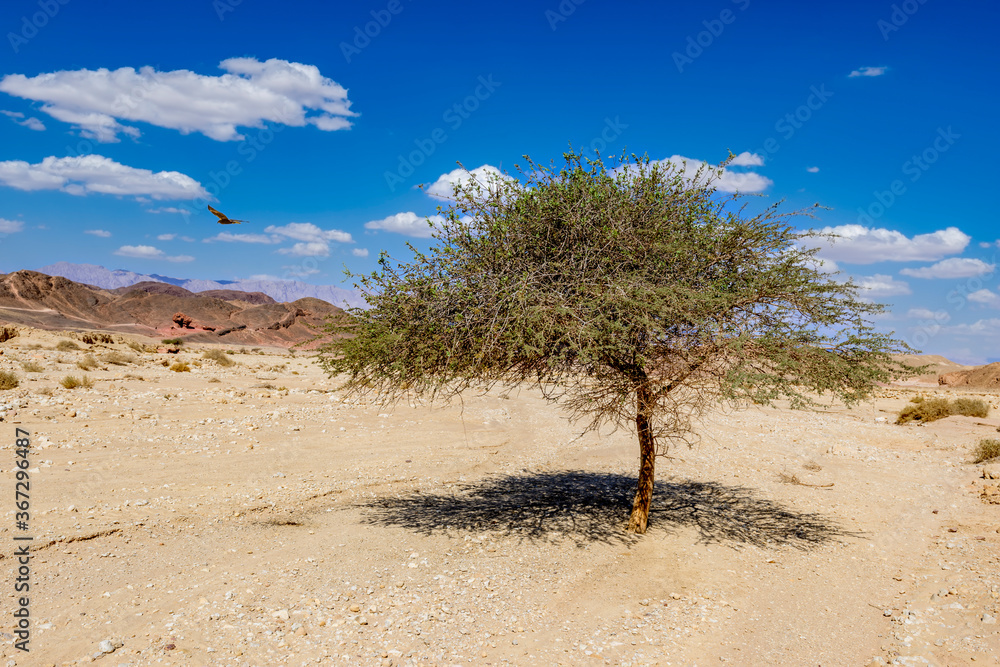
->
{"left": 207, "top": 205, "right": 247, "bottom": 224}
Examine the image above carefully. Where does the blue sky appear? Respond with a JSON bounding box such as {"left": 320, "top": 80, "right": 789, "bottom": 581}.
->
{"left": 0, "top": 0, "right": 998, "bottom": 363}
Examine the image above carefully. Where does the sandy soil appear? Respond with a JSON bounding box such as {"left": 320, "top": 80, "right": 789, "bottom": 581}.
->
{"left": 1, "top": 329, "right": 999, "bottom": 667}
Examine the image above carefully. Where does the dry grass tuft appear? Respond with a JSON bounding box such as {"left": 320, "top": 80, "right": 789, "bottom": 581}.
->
{"left": 77, "top": 354, "right": 99, "bottom": 371}
{"left": 952, "top": 397, "right": 990, "bottom": 419}
{"left": 202, "top": 349, "right": 235, "bottom": 367}
{"left": 56, "top": 339, "right": 80, "bottom": 351}
{"left": 61, "top": 375, "right": 93, "bottom": 389}
{"left": 101, "top": 351, "right": 136, "bottom": 365}
{"left": 896, "top": 398, "right": 956, "bottom": 425}
{"left": 972, "top": 439, "right": 1000, "bottom": 464}
{"left": 0, "top": 370, "right": 20, "bottom": 390}
{"left": 169, "top": 361, "right": 191, "bottom": 373}
{"left": 20, "top": 361, "right": 44, "bottom": 373}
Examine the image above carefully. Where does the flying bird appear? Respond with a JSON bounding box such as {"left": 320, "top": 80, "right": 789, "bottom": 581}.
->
{"left": 207, "top": 205, "right": 247, "bottom": 225}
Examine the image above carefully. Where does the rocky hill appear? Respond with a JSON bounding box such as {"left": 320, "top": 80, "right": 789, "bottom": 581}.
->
{"left": 939, "top": 362, "right": 1000, "bottom": 389}
{"left": 0, "top": 270, "right": 343, "bottom": 347}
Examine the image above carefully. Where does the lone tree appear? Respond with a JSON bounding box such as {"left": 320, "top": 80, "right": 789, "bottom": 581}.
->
{"left": 318, "top": 152, "right": 917, "bottom": 534}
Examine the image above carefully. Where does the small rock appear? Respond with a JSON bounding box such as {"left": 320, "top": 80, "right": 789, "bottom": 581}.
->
{"left": 98, "top": 640, "right": 115, "bottom": 653}
{"left": 272, "top": 609, "right": 290, "bottom": 621}
{"left": 983, "top": 613, "right": 997, "bottom": 624}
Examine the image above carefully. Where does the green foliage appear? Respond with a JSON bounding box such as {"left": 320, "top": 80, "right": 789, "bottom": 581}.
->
{"left": 952, "top": 397, "right": 990, "bottom": 418}
{"left": 972, "top": 438, "right": 1000, "bottom": 464}
{"left": 202, "top": 349, "right": 235, "bottom": 366}
{"left": 0, "top": 370, "right": 20, "bottom": 390}
{"left": 320, "top": 151, "right": 917, "bottom": 434}
{"left": 169, "top": 361, "right": 191, "bottom": 372}
{"left": 56, "top": 339, "right": 80, "bottom": 351}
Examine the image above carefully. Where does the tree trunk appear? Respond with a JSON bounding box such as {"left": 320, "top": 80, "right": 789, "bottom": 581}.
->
{"left": 627, "top": 382, "right": 656, "bottom": 534}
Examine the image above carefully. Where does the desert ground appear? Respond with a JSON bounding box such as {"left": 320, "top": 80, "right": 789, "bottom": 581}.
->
{"left": 1, "top": 327, "right": 999, "bottom": 666}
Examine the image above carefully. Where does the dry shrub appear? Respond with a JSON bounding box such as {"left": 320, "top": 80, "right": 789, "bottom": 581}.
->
{"left": 21, "top": 361, "right": 44, "bottom": 373}
{"left": 972, "top": 439, "right": 1000, "bottom": 464}
{"left": 123, "top": 373, "right": 144, "bottom": 381}
{"left": 61, "top": 375, "right": 92, "bottom": 389}
{"left": 909, "top": 395, "right": 925, "bottom": 404}
{"left": 895, "top": 397, "right": 953, "bottom": 424}
{"left": 952, "top": 397, "right": 989, "bottom": 419}
{"left": 127, "top": 341, "right": 147, "bottom": 353}
{"left": 170, "top": 361, "right": 191, "bottom": 373}
{"left": 207, "top": 377, "right": 222, "bottom": 383}
{"left": 101, "top": 351, "right": 136, "bottom": 365}
{"left": 77, "top": 354, "right": 99, "bottom": 371}
{"left": 0, "top": 327, "right": 18, "bottom": 343}
{"left": 56, "top": 340, "right": 80, "bottom": 351}
{"left": 202, "top": 349, "right": 234, "bottom": 367}
{"left": 0, "top": 370, "right": 20, "bottom": 390}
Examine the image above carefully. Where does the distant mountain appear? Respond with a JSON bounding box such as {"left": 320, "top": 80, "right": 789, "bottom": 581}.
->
{"left": 38, "top": 262, "right": 365, "bottom": 309}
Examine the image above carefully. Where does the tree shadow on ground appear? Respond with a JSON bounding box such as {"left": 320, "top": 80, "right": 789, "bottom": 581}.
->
{"left": 358, "top": 470, "right": 858, "bottom": 548}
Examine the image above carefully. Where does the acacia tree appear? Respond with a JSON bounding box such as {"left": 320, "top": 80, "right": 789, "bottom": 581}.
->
{"left": 319, "top": 152, "right": 918, "bottom": 534}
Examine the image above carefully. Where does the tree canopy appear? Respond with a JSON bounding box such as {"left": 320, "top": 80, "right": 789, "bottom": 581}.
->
{"left": 318, "top": 151, "right": 918, "bottom": 533}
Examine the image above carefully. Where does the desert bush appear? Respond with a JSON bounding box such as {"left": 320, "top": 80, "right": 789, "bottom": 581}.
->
{"left": 202, "top": 349, "right": 235, "bottom": 367}
{"left": 170, "top": 361, "right": 191, "bottom": 372}
{"left": 81, "top": 333, "right": 114, "bottom": 345}
{"left": 909, "top": 395, "right": 925, "bottom": 404}
{"left": 56, "top": 340, "right": 80, "bottom": 351}
{"left": 952, "top": 397, "right": 990, "bottom": 418}
{"left": 36, "top": 387, "right": 52, "bottom": 396}
{"left": 21, "top": 361, "right": 43, "bottom": 373}
{"left": 0, "top": 370, "right": 20, "bottom": 390}
{"left": 101, "top": 351, "right": 136, "bottom": 365}
{"left": 0, "top": 327, "right": 18, "bottom": 343}
{"left": 162, "top": 338, "right": 184, "bottom": 347}
{"left": 895, "top": 398, "right": 954, "bottom": 424}
{"left": 77, "top": 354, "right": 99, "bottom": 371}
{"left": 972, "top": 438, "right": 1000, "bottom": 464}
{"left": 127, "top": 340, "right": 145, "bottom": 353}
{"left": 60, "top": 375, "right": 92, "bottom": 389}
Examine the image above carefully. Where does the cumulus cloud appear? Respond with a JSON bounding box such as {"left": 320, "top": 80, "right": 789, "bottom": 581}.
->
{"left": 352, "top": 248, "right": 369, "bottom": 257}
{"left": 114, "top": 245, "right": 193, "bottom": 262}
{"left": 0, "top": 218, "right": 24, "bottom": 234}
{"left": 849, "top": 66, "right": 888, "bottom": 77}
{"left": 84, "top": 229, "right": 111, "bottom": 237}
{"left": 645, "top": 155, "right": 772, "bottom": 193}
{"left": 806, "top": 166, "right": 820, "bottom": 173}
{"left": 853, "top": 274, "right": 911, "bottom": 297}
{"left": 968, "top": 289, "right": 1000, "bottom": 308}
{"left": 811, "top": 225, "right": 970, "bottom": 264}
{"left": 899, "top": 257, "right": 995, "bottom": 279}
{"left": 1, "top": 110, "right": 45, "bottom": 131}
{"left": 943, "top": 318, "right": 1000, "bottom": 336}
{"left": 0, "top": 155, "right": 209, "bottom": 200}
{"left": 905, "top": 308, "right": 950, "bottom": 322}
{"left": 276, "top": 241, "right": 330, "bottom": 257}
{"left": 425, "top": 165, "right": 515, "bottom": 201}
{"left": 265, "top": 222, "right": 353, "bottom": 244}
{"left": 157, "top": 234, "right": 175, "bottom": 241}
{"left": 364, "top": 211, "right": 447, "bottom": 238}
{"left": 728, "top": 152, "right": 764, "bottom": 167}
{"left": 0, "top": 58, "right": 356, "bottom": 142}
{"left": 204, "top": 232, "right": 281, "bottom": 244}
{"left": 979, "top": 240, "right": 1000, "bottom": 249}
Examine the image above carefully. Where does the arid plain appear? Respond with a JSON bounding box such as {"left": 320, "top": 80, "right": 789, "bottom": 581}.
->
{"left": 1, "top": 326, "right": 999, "bottom": 667}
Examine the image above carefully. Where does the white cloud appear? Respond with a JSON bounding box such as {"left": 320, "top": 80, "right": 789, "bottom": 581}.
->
{"left": 157, "top": 233, "right": 175, "bottom": 241}
{"left": 968, "top": 289, "right": 1000, "bottom": 308}
{"left": 84, "top": 229, "right": 111, "bottom": 238}
{"left": 806, "top": 166, "right": 820, "bottom": 173}
{"left": 899, "top": 257, "right": 995, "bottom": 279}
{"left": 114, "top": 244, "right": 192, "bottom": 262}
{"left": 264, "top": 222, "right": 353, "bottom": 244}
{"left": 854, "top": 274, "right": 911, "bottom": 297}
{"left": 352, "top": 248, "right": 369, "bottom": 257}
{"left": 1, "top": 109, "right": 45, "bottom": 131}
{"left": 425, "top": 165, "right": 514, "bottom": 201}
{"left": 0, "top": 58, "right": 356, "bottom": 142}
{"left": 276, "top": 241, "right": 330, "bottom": 257}
{"left": 205, "top": 232, "right": 281, "bottom": 244}
{"left": 849, "top": 66, "right": 888, "bottom": 78}
{"left": 147, "top": 207, "right": 187, "bottom": 214}
{"left": 812, "top": 225, "right": 970, "bottom": 264}
{"left": 943, "top": 318, "right": 1000, "bottom": 336}
{"left": 905, "top": 308, "right": 950, "bottom": 322}
{"left": 364, "top": 211, "right": 447, "bottom": 238}
{"left": 979, "top": 240, "right": 1000, "bottom": 249}
{"left": 0, "top": 155, "right": 208, "bottom": 200}
{"left": 648, "top": 155, "right": 772, "bottom": 193}
{"left": 0, "top": 218, "right": 24, "bottom": 233}
{"left": 728, "top": 152, "right": 764, "bottom": 167}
